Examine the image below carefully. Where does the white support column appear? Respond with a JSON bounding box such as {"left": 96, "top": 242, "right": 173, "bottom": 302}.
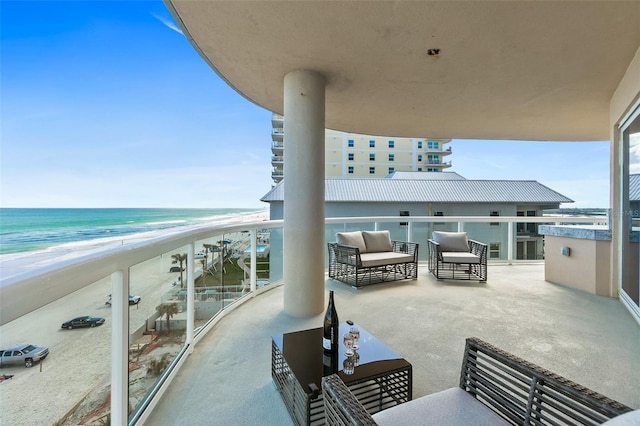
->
{"left": 283, "top": 69, "right": 326, "bottom": 317}
{"left": 111, "top": 270, "right": 128, "bottom": 426}
{"left": 186, "top": 243, "right": 194, "bottom": 347}
{"left": 507, "top": 222, "right": 514, "bottom": 264}
{"left": 457, "top": 222, "right": 464, "bottom": 232}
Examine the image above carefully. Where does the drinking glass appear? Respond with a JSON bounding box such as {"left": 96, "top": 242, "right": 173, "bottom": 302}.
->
{"left": 343, "top": 333, "right": 355, "bottom": 357}
{"left": 343, "top": 357, "right": 355, "bottom": 375}
{"left": 349, "top": 325, "right": 360, "bottom": 350}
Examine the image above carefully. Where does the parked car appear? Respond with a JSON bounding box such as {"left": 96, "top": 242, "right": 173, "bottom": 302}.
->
{"left": 169, "top": 266, "right": 183, "bottom": 273}
{"left": 61, "top": 315, "right": 105, "bottom": 329}
{"left": 0, "top": 344, "right": 49, "bottom": 368}
{"left": 105, "top": 294, "right": 141, "bottom": 306}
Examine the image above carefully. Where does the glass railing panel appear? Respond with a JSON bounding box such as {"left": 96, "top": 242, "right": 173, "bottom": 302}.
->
{"left": 191, "top": 234, "right": 226, "bottom": 324}
{"left": 219, "top": 231, "right": 249, "bottom": 308}
{"left": 128, "top": 249, "right": 188, "bottom": 422}
{"left": 268, "top": 226, "right": 284, "bottom": 284}
{"left": 0, "top": 275, "right": 114, "bottom": 425}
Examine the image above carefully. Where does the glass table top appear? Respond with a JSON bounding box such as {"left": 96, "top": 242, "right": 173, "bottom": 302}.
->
{"left": 272, "top": 322, "right": 411, "bottom": 395}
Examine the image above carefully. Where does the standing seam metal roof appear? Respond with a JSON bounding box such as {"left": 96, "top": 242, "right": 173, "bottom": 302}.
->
{"left": 260, "top": 179, "right": 573, "bottom": 203}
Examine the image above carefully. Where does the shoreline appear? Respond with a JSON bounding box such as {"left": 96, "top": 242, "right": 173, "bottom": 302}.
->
{"left": 0, "top": 210, "right": 269, "bottom": 281}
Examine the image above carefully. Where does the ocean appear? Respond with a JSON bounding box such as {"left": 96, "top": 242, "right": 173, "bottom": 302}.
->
{"left": 0, "top": 207, "right": 267, "bottom": 255}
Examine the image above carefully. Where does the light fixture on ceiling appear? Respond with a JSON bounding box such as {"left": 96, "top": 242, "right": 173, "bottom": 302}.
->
{"left": 427, "top": 48, "right": 440, "bottom": 56}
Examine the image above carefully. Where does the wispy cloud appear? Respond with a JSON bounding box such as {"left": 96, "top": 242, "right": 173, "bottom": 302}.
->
{"left": 152, "top": 12, "right": 183, "bottom": 35}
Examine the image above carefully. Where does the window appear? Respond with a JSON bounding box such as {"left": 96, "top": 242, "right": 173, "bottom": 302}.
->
{"left": 388, "top": 140, "right": 394, "bottom": 148}
{"left": 427, "top": 154, "right": 439, "bottom": 164}
{"left": 348, "top": 139, "right": 354, "bottom": 147}
{"left": 417, "top": 141, "right": 423, "bottom": 149}
{"left": 434, "top": 211, "right": 444, "bottom": 225}
{"left": 369, "top": 140, "right": 375, "bottom": 148}
{"left": 417, "top": 167, "right": 422, "bottom": 171}
{"left": 369, "top": 167, "right": 375, "bottom": 174}
{"left": 427, "top": 168, "right": 438, "bottom": 172}
{"left": 348, "top": 166, "right": 354, "bottom": 174}
{"left": 490, "top": 211, "right": 500, "bottom": 226}
{"left": 369, "top": 153, "right": 375, "bottom": 161}
{"left": 388, "top": 154, "right": 394, "bottom": 161}
{"left": 388, "top": 167, "right": 395, "bottom": 174}
{"left": 417, "top": 154, "right": 423, "bottom": 162}
{"left": 428, "top": 141, "right": 439, "bottom": 150}
{"left": 348, "top": 153, "right": 354, "bottom": 161}
{"left": 490, "top": 243, "right": 501, "bottom": 259}
{"left": 400, "top": 210, "right": 409, "bottom": 226}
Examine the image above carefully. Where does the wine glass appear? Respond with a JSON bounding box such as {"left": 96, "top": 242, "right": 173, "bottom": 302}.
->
{"left": 349, "top": 325, "right": 360, "bottom": 350}
{"left": 343, "top": 333, "right": 355, "bottom": 357}
{"left": 343, "top": 357, "right": 355, "bottom": 375}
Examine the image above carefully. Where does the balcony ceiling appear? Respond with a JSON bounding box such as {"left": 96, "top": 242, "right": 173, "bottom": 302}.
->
{"left": 165, "top": 1, "right": 640, "bottom": 141}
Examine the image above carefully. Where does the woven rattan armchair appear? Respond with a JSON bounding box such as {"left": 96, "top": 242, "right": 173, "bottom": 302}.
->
{"left": 428, "top": 231, "right": 487, "bottom": 281}
{"left": 322, "top": 337, "right": 634, "bottom": 426}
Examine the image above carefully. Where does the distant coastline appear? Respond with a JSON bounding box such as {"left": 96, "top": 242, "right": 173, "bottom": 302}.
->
{"left": 0, "top": 207, "right": 269, "bottom": 280}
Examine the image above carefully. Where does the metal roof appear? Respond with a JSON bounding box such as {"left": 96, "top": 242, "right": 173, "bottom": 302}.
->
{"left": 261, "top": 179, "right": 573, "bottom": 204}
{"left": 386, "top": 171, "right": 466, "bottom": 180}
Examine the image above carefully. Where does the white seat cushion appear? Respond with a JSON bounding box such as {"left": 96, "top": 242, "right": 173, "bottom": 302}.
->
{"left": 601, "top": 410, "right": 640, "bottom": 425}
{"left": 336, "top": 231, "right": 367, "bottom": 253}
{"left": 360, "top": 252, "right": 414, "bottom": 268}
{"left": 372, "top": 387, "right": 509, "bottom": 426}
{"left": 432, "top": 231, "right": 469, "bottom": 252}
{"left": 362, "top": 230, "right": 393, "bottom": 253}
{"left": 442, "top": 252, "right": 481, "bottom": 264}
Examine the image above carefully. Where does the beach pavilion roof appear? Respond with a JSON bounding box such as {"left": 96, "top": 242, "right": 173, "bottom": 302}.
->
{"left": 261, "top": 179, "right": 573, "bottom": 204}
{"left": 165, "top": 1, "right": 640, "bottom": 141}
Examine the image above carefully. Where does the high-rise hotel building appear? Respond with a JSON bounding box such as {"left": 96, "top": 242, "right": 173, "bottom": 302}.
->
{"left": 271, "top": 113, "right": 452, "bottom": 184}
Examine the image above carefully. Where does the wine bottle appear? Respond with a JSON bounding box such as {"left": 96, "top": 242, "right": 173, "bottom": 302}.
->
{"left": 323, "top": 290, "right": 339, "bottom": 353}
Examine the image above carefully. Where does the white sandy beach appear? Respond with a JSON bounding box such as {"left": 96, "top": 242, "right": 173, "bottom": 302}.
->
{"left": 0, "top": 210, "right": 269, "bottom": 425}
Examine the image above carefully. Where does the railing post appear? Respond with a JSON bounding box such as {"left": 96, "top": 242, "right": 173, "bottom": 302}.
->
{"left": 111, "top": 270, "right": 128, "bottom": 426}
{"left": 250, "top": 229, "right": 257, "bottom": 293}
{"left": 508, "top": 222, "right": 514, "bottom": 265}
{"left": 186, "top": 243, "right": 194, "bottom": 347}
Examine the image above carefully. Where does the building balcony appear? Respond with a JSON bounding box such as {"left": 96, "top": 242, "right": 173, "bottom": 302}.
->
{"left": 425, "top": 146, "right": 453, "bottom": 156}
{"left": 1, "top": 216, "right": 637, "bottom": 425}
{"left": 271, "top": 113, "right": 284, "bottom": 128}
{"left": 271, "top": 155, "right": 284, "bottom": 165}
{"left": 271, "top": 141, "right": 284, "bottom": 152}
{"left": 272, "top": 129, "right": 284, "bottom": 142}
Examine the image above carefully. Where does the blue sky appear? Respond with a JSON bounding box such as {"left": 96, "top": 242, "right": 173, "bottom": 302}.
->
{"left": 1, "top": 1, "right": 614, "bottom": 209}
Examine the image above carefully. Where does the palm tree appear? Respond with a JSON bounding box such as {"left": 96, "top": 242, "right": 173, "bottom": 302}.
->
{"left": 200, "top": 258, "right": 207, "bottom": 286}
{"left": 171, "top": 253, "right": 187, "bottom": 288}
{"left": 202, "top": 244, "right": 214, "bottom": 273}
{"left": 157, "top": 303, "right": 179, "bottom": 333}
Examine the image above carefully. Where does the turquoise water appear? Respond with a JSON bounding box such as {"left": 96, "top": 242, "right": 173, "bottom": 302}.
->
{"left": 0, "top": 208, "right": 265, "bottom": 255}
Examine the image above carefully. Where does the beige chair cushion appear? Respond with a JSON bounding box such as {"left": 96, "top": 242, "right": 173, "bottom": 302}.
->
{"left": 432, "top": 231, "right": 469, "bottom": 252}
{"left": 360, "top": 252, "right": 414, "bottom": 268}
{"left": 362, "top": 230, "right": 393, "bottom": 253}
{"left": 336, "top": 231, "right": 367, "bottom": 253}
{"left": 442, "top": 252, "right": 481, "bottom": 264}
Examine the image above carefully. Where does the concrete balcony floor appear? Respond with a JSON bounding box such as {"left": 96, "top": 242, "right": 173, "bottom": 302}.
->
{"left": 147, "top": 264, "right": 639, "bottom": 425}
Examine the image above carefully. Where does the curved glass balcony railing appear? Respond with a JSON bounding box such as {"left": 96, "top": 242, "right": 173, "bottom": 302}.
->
{"left": 0, "top": 215, "right": 607, "bottom": 425}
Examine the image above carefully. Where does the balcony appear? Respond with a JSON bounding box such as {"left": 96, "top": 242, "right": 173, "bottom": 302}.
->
{"left": 271, "top": 155, "right": 284, "bottom": 165}
{"left": 1, "top": 216, "right": 637, "bottom": 425}
{"left": 271, "top": 141, "right": 284, "bottom": 152}
{"left": 272, "top": 129, "right": 284, "bottom": 142}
